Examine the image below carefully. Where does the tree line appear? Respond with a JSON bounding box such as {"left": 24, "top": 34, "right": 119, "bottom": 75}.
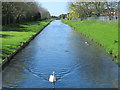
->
{"left": 2, "top": 2, "right": 50, "bottom": 25}
{"left": 59, "top": 1, "right": 118, "bottom": 20}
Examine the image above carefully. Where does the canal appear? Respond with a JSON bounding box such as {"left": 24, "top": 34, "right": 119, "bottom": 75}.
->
{"left": 2, "top": 20, "right": 118, "bottom": 88}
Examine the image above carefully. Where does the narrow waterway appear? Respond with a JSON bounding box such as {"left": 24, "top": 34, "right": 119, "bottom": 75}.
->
{"left": 2, "top": 20, "right": 118, "bottom": 88}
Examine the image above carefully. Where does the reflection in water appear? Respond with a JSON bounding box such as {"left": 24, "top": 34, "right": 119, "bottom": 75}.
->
{"left": 2, "top": 20, "right": 118, "bottom": 88}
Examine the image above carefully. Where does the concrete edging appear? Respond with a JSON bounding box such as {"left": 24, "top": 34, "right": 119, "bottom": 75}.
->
{"left": 1, "top": 21, "right": 52, "bottom": 70}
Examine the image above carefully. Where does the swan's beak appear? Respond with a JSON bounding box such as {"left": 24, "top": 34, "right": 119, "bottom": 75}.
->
{"left": 52, "top": 72, "right": 55, "bottom": 75}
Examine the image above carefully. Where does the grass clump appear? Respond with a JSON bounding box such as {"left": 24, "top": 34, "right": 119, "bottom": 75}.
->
{"left": 62, "top": 19, "right": 118, "bottom": 63}
{"left": 1, "top": 19, "right": 53, "bottom": 61}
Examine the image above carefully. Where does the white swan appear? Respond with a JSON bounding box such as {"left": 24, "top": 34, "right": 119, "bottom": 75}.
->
{"left": 49, "top": 72, "right": 56, "bottom": 83}
{"left": 85, "top": 42, "right": 89, "bottom": 45}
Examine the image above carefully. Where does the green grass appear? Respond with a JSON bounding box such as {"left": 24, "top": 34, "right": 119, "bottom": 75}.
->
{"left": 62, "top": 19, "right": 118, "bottom": 64}
{"left": 1, "top": 19, "right": 53, "bottom": 62}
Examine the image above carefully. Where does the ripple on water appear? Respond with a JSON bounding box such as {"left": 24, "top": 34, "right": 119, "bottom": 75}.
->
{"left": 2, "top": 20, "right": 118, "bottom": 88}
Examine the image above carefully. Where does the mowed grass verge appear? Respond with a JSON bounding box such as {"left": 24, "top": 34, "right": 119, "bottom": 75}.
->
{"left": 62, "top": 19, "right": 118, "bottom": 64}
{"left": 1, "top": 19, "right": 53, "bottom": 62}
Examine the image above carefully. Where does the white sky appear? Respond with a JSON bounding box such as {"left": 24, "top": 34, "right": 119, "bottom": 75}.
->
{"left": 39, "top": 2, "right": 69, "bottom": 16}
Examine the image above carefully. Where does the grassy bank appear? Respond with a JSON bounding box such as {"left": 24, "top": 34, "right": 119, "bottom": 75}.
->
{"left": 1, "top": 19, "right": 53, "bottom": 62}
{"left": 62, "top": 19, "right": 118, "bottom": 64}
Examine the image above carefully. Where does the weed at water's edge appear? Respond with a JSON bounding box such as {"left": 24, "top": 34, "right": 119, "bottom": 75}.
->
{"left": 62, "top": 19, "right": 118, "bottom": 64}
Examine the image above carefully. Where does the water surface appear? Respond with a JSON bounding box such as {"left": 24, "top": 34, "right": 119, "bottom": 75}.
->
{"left": 2, "top": 20, "right": 118, "bottom": 88}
